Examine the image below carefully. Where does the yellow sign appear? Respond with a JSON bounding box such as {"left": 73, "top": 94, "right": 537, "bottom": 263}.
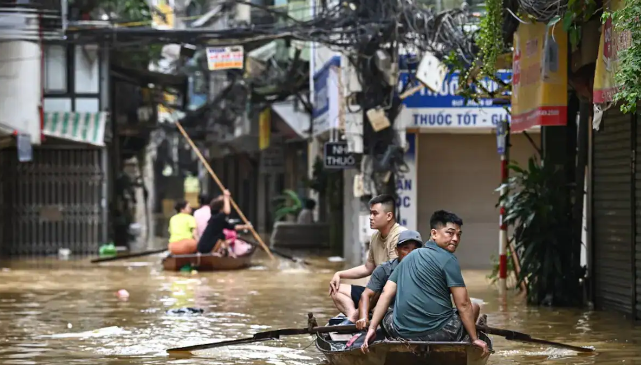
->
{"left": 259, "top": 108, "right": 271, "bottom": 150}
{"left": 158, "top": 93, "right": 176, "bottom": 122}
{"left": 593, "top": 0, "right": 631, "bottom": 103}
{"left": 511, "top": 22, "right": 568, "bottom": 133}
{"left": 152, "top": 1, "right": 175, "bottom": 29}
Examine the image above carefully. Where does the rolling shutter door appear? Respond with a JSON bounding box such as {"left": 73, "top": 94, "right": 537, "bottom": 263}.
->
{"left": 632, "top": 114, "right": 641, "bottom": 319}
{"left": 0, "top": 147, "right": 107, "bottom": 256}
{"left": 593, "top": 107, "right": 634, "bottom": 316}
{"left": 416, "top": 133, "right": 539, "bottom": 269}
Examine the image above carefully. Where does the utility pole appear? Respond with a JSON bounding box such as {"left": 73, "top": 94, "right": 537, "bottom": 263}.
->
{"left": 497, "top": 118, "right": 510, "bottom": 295}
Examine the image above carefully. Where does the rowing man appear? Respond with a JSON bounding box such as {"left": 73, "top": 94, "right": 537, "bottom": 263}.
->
{"left": 329, "top": 194, "right": 407, "bottom": 325}
{"left": 197, "top": 190, "right": 252, "bottom": 256}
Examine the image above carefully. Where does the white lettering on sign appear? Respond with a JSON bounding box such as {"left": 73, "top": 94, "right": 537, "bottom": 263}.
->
{"left": 324, "top": 142, "right": 356, "bottom": 169}
{"left": 331, "top": 144, "right": 347, "bottom": 154}
{"left": 408, "top": 109, "right": 510, "bottom": 127}
{"left": 326, "top": 155, "right": 355, "bottom": 166}
{"left": 398, "top": 73, "right": 505, "bottom": 98}
{"left": 395, "top": 134, "right": 417, "bottom": 230}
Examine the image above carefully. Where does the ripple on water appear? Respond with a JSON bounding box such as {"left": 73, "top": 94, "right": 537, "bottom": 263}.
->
{"left": 0, "top": 257, "right": 639, "bottom": 364}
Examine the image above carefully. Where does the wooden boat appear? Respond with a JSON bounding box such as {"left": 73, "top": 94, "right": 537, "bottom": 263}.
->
{"left": 315, "top": 322, "right": 493, "bottom": 365}
{"left": 162, "top": 244, "right": 256, "bottom": 271}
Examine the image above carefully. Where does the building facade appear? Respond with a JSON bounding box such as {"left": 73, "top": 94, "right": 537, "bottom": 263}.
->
{"left": 0, "top": 5, "right": 110, "bottom": 256}
{"left": 399, "top": 70, "right": 540, "bottom": 269}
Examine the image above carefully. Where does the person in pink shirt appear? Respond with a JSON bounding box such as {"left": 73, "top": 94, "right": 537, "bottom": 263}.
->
{"left": 193, "top": 195, "right": 211, "bottom": 241}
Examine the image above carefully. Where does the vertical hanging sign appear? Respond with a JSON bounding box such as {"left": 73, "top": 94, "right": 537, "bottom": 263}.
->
{"left": 17, "top": 133, "right": 32, "bottom": 162}
{"left": 396, "top": 133, "right": 417, "bottom": 231}
{"left": 259, "top": 108, "right": 271, "bottom": 150}
{"left": 511, "top": 22, "right": 568, "bottom": 132}
{"left": 593, "top": 0, "right": 631, "bottom": 103}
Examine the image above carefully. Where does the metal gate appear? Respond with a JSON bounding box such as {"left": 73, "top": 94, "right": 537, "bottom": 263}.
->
{"left": 592, "top": 107, "right": 635, "bottom": 316}
{"left": 635, "top": 112, "right": 641, "bottom": 320}
{"left": 0, "top": 146, "right": 107, "bottom": 256}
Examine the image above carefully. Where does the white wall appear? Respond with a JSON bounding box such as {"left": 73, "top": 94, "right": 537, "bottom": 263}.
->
{"left": 0, "top": 41, "right": 42, "bottom": 144}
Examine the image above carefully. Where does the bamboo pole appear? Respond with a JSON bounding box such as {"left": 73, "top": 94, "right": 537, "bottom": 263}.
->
{"left": 175, "top": 121, "right": 275, "bottom": 260}
{"left": 509, "top": 241, "right": 528, "bottom": 293}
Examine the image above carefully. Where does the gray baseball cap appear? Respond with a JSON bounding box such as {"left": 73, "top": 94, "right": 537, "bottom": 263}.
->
{"left": 397, "top": 230, "right": 423, "bottom": 247}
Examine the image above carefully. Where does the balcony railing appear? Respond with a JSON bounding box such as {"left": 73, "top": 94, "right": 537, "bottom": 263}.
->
{"left": 0, "top": 2, "right": 63, "bottom": 41}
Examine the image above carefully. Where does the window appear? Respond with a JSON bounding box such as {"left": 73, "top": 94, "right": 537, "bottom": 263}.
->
{"left": 74, "top": 45, "right": 99, "bottom": 94}
{"left": 44, "top": 45, "right": 67, "bottom": 93}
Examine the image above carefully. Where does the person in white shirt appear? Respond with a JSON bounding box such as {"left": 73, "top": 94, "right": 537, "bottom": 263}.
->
{"left": 193, "top": 195, "right": 211, "bottom": 241}
{"left": 329, "top": 194, "right": 406, "bottom": 325}
{"left": 297, "top": 198, "right": 316, "bottom": 224}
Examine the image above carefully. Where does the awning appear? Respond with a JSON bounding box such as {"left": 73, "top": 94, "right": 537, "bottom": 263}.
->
{"left": 43, "top": 112, "right": 109, "bottom": 147}
{"left": 271, "top": 100, "right": 310, "bottom": 141}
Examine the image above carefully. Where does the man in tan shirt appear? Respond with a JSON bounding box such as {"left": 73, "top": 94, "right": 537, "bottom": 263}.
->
{"left": 329, "top": 194, "right": 407, "bottom": 325}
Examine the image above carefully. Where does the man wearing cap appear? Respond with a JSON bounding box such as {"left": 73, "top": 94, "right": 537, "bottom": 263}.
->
{"left": 353, "top": 230, "right": 423, "bottom": 330}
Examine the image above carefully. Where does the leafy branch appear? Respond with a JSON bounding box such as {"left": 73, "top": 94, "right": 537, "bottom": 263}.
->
{"left": 477, "top": 0, "right": 504, "bottom": 76}
{"left": 604, "top": 2, "right": 637, "bottom": 113}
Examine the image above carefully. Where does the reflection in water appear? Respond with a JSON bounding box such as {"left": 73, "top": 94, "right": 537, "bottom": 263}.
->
{"left": 0, "top": 253, "right": 639, "bottom": 364}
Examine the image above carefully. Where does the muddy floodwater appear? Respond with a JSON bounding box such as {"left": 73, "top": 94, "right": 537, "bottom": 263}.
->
{"left": 0, "top": 252, "right": 640, "bottom": 365}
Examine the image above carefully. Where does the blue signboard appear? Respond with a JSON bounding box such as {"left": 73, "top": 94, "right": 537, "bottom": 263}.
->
{"left": 312, "top": 55, "right": 340, "bottom": 135}
{"left": 397, "top": 70, "right": 512, "bottom": 129}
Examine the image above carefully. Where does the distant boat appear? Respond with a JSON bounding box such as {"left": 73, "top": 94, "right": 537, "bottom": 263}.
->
{"left": 162, "top": 240, "right": 256, "bottom": 271}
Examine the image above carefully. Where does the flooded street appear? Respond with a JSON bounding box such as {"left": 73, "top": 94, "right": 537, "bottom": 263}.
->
{"left": 0, "top": 252, "right": 640, "bottom": 365}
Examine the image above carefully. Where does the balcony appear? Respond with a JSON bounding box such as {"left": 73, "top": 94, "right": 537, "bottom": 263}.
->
{"left": 0, "top": 1, "right": 63, "bottom": 41}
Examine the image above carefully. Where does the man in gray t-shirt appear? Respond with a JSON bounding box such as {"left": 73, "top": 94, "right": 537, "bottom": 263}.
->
{"left": 353, "top": 230, "right": 423, "bottom": 330}
{"left": 362, "top": 210, "right": 489, "bottom": 358}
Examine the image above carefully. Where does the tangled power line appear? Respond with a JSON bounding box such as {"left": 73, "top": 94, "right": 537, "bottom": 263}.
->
{"left": 70, "top": 0, "right": 480, "bottom": 198}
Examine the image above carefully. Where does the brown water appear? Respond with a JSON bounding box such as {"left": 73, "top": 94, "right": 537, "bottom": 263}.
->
{"left": 0, "top": 252, "right": 639, "bottom": 365}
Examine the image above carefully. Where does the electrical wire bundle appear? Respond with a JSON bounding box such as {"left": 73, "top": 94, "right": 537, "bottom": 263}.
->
{"left": 516, "top": 0, "right": 566, "bottom": 22}
{"left": 67, "top": 0, "right": 484, "bottom": 200}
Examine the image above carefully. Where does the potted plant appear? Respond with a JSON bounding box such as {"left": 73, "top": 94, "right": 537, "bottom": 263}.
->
{"left": 498, "top": 156, "right": 583, "bottom": 306}
{"left": 271, "top": 189, "right": 303, "bottom": 222}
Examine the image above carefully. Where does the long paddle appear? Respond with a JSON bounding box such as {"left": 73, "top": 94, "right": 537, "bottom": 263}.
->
{"left": 240, "top": 237, "right": 311, "bottom": 265}
{"left": 166, "top": 324, "right": 357, "bottom": 353}
{"left": 91, "top": 248, "right": 167, "bottom": 263}
{"left": 477, "top": 325, "right": 594, "bottom": 353}
{"left": 175, "top": 121, "right": 275, "bottom": 261}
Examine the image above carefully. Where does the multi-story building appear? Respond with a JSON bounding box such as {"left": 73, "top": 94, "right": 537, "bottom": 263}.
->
{"left": 0, "top": 3, "right": 111, "bottom": 256}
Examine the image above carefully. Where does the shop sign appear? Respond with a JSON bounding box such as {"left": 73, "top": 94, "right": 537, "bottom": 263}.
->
{"left": 511, "top": 22, "right": 568, "bottom": 132}
{"left": 313, "top": 56, "right": 340, "bottom": 136}
{"left": 396, "top": 133, "right": 416, "bottom": 231}
{"left": 398, "top": 71, "right": 511, "bottom": 129}
{"left": 496, "top": 119, "right": 508, "bottom": 155}
{"left": 260, "top": 144, "right": 284, "bottom": 173}
{"left": 324, "top": 141, "right": 356, "bottom": 169}
{"left": 206, "top": 46, "right": 244, "bottom": 71}
{"left": 593, "top": 0, "right": 631, "bottom": 103}
{"left": 259, "top": 108, "right": 271, "bottom": 150}
{"left": 17, "top": 133, "right": 32, "bottom": 162}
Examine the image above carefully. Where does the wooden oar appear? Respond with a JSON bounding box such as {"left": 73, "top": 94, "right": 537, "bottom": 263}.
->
{"left": 270, "top": 248, "right": 311, "bottom": 265}
{"left": 477, "top": 325, "right": 594, "bottom": 353}
{"left": 241, "top": 237, "right": 311, "bottom": 265}
{"left": 91, "top": 248, "right": 167, "bottom": 263}
{"left": 175, "top": 121, "right": 275, "bottom": 261}
{"left": 166, "top": 324, "right": 357, "bottom": 353}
